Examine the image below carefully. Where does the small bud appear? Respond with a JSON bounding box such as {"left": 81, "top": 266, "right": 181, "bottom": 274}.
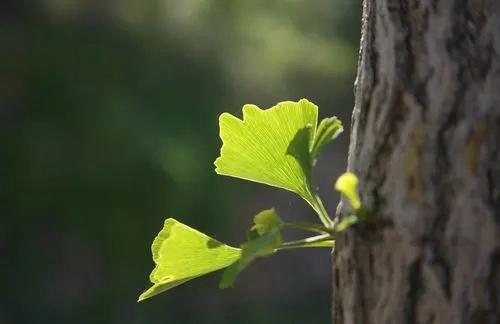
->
{"left": 334, "top": 172, "right": 361, "bottom": 210}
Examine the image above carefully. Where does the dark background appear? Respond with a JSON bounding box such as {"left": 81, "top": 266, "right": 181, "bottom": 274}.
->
{"left": 0, "top": 1, "right": 361, "bottom": 323}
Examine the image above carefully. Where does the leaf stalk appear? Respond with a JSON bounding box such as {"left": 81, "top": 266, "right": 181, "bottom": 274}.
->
{"left": 276, "top": 233, "right": 334, "bottom": 250}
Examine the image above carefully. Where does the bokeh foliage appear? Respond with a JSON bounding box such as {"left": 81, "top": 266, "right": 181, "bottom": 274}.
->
{"left": 0, "top": 1, "right": 361, "bottom": 323}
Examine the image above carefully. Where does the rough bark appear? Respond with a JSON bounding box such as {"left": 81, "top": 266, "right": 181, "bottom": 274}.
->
{"left": 333, "top": 0, "right": 500, "bottom": 323}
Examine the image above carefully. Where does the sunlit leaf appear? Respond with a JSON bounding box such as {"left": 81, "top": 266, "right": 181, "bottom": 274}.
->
{"left": 334, "top": 172, "right": 361, "bottom": 210}
{"left": 138, "top": 218, "right": 241, "bottom": 302}
{"left": 214, "top": 99, "right": 343, "bottom": 203}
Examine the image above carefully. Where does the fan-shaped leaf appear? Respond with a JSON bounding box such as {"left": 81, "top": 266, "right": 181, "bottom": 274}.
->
{"left": 138, "top": 218, "right": 241, "bottom": 302}
{"left": 215, "top": 99, "right": 342, "bottom": 203}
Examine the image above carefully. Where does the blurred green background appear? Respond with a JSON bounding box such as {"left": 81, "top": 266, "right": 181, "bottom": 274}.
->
{"left": 0, "top": 1, "right": 361, "bottom": 323}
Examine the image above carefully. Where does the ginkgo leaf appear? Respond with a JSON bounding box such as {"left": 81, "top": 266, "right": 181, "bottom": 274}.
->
{"left": 138, "top": 218, "right": 241, "bottom": 302}
{"left": 311, "top": 117, "right": 343, "bottom": 162}
{"left": 214, "top": 99, "right": 343, "bottom": 203}
{"left": 219, "top": 209, "right": 283, "bottom": 288}
{"left": 251, "top": 208, "right": 283, "bottom": 236}
{"left": 219, "top": 228, "right": 281, "bottom": 289}
{"left": 247, "top": 208, "right": 283, "bottom": 255}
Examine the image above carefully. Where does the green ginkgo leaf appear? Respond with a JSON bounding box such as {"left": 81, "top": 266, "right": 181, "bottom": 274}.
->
{"left": 247, "top": 208, "right": 283, "bottom": 255}
{"left": 251, "top": 208, "right": 283, "bottom": 236}
{"left": 214, "top": 99, "right": 343, "bottom": 203}
{"left": 219, "top": 209, "right": 283, "bottom": 288}
{"left": 311, "top": 116, "right": 343, "bottom": 162}
{"left": 219, "top": 228, "right": 281, "bottom": 289}
{"left": 138, "top": 218, "right": 241, "bottom": 302}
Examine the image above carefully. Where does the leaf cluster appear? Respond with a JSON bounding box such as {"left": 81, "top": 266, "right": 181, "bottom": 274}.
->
{"left": 139, "top": 99, "right": 364, "bottom": 301}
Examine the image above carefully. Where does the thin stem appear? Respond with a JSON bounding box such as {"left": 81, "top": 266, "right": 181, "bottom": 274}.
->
{"left": 281, "top": 222, "right": 332, "bottom": 234}
{"left": 276, "top": 233, "right": 334, "bottom": 251}
{"left": 308, "top": 193, "right": 334, "bottom": 229}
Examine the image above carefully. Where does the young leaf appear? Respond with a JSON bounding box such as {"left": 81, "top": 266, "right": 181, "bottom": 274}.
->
{"left": 251, "top": 208, "right": 283, "bottom": 236}
{"left": 219, "top": 209, "right": 282, "bottom": 288}
{"left": 248, "top": 208, "right": 283, "bottom": 255}
{"left": 334, "top": 172, "right": 361, "bottom": 210}
{"left": 311, "top": 117, "right": 343, "bottom": 162}
{"left": 219, "top": 228, "right": 281, "bottom": 288}
{"left": 138, "top": 219, "right": 241, "bottom": 302}
{"left": 214, "top": 99, "right": 343, "bottom": 203}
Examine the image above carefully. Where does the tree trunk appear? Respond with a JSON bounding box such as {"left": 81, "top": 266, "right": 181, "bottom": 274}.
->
{"left": 333, "top": 1, "right": 500, "bottom": 323}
